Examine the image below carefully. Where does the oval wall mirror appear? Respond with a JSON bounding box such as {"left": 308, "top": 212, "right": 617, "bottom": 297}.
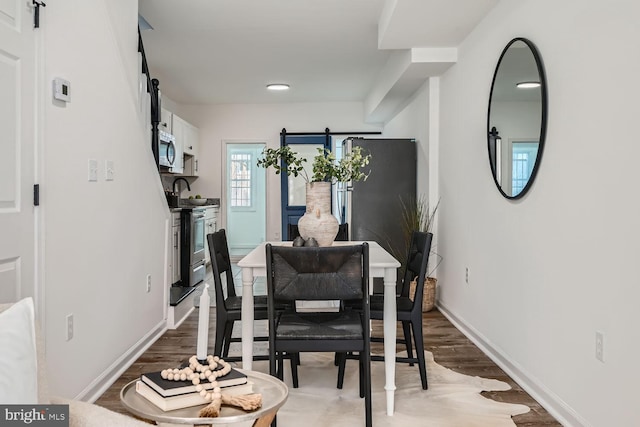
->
{"left": 487, "top": 38, "right": 547, "bottom": 199}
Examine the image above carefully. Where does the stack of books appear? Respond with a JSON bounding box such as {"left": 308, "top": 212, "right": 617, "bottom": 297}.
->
{"left": 135, "top": 365, "right": 252, "bottom": 411}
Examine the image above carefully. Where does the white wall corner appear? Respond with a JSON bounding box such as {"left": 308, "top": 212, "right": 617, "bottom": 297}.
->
{"left": 364, "top": 49, "right": 412, "bottom": 121}
{"left": 428, "top": 76, "right": 440, "bottom": 276}
{"left": 364, "top": 48, "right": 457, "bottom": 124}
{"left": 411, "top": 47, "right": 458, "bottom": 64}
{"left": 77, "top": 321, "right": 167, "bottom": 402}
{"left": 100, "top": 0, "right": 140, "bottom": 108}
{"left": 377, "top": 0, "right": 400, "bottom": 48}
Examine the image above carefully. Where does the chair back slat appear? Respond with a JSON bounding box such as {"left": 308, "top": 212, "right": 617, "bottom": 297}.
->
{"left": 269, "top": 245, "right": 366, "bottom": 301}
{"left": 401, "top": 232, "right": 434, "bottom": 304}
{"left": 207, "top": 229, "right": 237, "bottom": 304}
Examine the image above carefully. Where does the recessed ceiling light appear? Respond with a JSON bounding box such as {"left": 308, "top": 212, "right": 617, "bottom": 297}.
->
{"left": 266, "top": 84, "right": 290, "bottom": 91}
{"left": 516, "top": 81, "right": 541, "bottom": 89}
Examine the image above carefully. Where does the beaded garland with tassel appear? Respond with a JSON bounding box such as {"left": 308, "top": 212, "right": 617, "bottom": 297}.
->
{"left": 160, "top": 354, "right": 262, "bottom": 417}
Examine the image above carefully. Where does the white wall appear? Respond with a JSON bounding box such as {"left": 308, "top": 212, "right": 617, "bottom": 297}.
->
{"left": 42, "top": 0, "right": 169, "bottom": 399}
{"left": 435, "top": 1, "right": 640, "bottom": 425}
{"left": 175, "top": 102, "right": 381, "bottom": 239}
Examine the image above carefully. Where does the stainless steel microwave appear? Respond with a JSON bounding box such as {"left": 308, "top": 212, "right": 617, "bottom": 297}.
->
{"left": 159, "top": 130, "right": 176, "bottom": 167}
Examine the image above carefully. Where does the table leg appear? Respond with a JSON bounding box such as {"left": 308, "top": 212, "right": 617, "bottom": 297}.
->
{"left": 241, "top": 267, "right": 254, "bottom": 371}
{"left": 252, "top": 410, "right": 277, "bottom": 427}
{"left": 383, "top": 267, "right": 397, "bottom": 416}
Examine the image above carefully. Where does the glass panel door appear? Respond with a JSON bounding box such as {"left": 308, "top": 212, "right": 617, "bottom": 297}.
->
{"left": 226, "top": 143, "right": 266, "bottom": 257}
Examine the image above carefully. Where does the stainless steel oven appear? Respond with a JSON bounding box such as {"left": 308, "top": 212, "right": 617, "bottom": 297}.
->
{"left": 180, "top": 208, "right": 206, "bottom": 286}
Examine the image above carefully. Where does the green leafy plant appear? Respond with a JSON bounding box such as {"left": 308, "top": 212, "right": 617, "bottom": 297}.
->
{"left": 256, "top": 146, "right": 307, "bottom": 178}
{"left": 257, "top": 146, "right": 371, "bottom": 184}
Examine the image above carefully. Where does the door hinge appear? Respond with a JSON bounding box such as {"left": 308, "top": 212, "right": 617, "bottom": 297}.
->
{"left": 32, "top": 0, "right": 46, "bottom": 29}
{"left": 33, "top": 184, "right": 40, "bottom": 206}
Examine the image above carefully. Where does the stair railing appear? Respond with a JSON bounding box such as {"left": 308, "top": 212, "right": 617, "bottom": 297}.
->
{"left": 138, "top": 28, "right": 160, "bottom": 170}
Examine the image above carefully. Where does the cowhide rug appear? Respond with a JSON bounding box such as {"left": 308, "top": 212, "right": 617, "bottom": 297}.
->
{"left": 238, "top": 350, "right": 530, "bottom": 427}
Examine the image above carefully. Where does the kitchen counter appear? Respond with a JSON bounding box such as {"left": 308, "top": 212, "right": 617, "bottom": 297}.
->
{"left": 168, "top": 197, "right": 220, "bottom": 210}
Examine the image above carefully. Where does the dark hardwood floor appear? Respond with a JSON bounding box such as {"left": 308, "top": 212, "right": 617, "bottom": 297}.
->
{"left": 95, "top": 306, "right": 560, "bottom": 426}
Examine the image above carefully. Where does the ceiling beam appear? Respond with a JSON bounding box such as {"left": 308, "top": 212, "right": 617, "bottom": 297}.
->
{"left": 364, "top": 47, "right": 457, "bottom": 123}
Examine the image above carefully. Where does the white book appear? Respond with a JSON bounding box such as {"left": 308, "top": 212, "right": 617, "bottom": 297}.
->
{"left": 135, "top": 380, "right": 254, "bottom": 412}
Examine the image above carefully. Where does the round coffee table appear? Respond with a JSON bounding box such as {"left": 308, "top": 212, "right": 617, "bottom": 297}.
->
{"left": 120, "top": 369, "right": 288, "bottom": 427}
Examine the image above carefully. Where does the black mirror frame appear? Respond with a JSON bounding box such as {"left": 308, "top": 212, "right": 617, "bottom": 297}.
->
{"left": 487, "top": 37, "right": 548, "bottom": 200}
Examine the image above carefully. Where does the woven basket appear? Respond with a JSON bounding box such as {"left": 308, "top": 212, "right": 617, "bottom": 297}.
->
{"left": 409, "top": 276, "right": 437, "bottom": 312}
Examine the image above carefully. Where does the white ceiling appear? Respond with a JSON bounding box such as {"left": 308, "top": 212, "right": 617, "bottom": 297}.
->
{"left": 138, "top": 0, "right": 498, "bottom": 119}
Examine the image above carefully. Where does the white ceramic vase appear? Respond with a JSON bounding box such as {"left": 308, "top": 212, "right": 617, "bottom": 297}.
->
{"left": 297, "top": 182, "right": 339, "bottom": 246}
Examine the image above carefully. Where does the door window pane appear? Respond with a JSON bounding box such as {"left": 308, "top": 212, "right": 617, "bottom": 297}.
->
{"left": 286, "top": 143, "right": 323, "bottom": 206}
{"left": 511, "top": 142, "right": 538, "bottom": 195}
{"left": 230, "top": 153, "right": 252, "bottom": 207}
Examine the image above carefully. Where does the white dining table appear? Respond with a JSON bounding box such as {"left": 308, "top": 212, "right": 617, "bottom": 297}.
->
{"left": 237, "top": 240, "right": 401, "bottom": 416}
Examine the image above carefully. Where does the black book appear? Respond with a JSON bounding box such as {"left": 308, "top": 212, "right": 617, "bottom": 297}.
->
{"left": 140, "top": 366, "right": 247, "bottom": 397}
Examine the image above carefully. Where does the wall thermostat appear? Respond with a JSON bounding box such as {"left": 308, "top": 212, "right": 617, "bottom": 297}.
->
{"left": 52, "top": 78, "right": 71, "bottom": 102}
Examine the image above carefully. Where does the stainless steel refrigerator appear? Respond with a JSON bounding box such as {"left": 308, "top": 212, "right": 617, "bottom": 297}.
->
{"left": 336, "top": 137, "right": 416, "bottom": 290}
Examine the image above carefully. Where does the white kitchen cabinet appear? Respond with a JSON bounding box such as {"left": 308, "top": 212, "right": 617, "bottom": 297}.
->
{"left": 204, "top": 206, "right": 219, "bottom": 265}
{"left": 173, "top": 114, "right": 199, "bottom": 176}
{"left": 173, "top": 115, "right": 197, "bottom": 156}
{"left": 171, "top": 212, "right": 181, "bottom": 285}
{"left": 182, "top": 119, "right": 199, "bottom": 157}
{"left": 185, "top": 122, "right": 200, "bottom": 176}
{"left": 160, "top": 107, "right": 172, "bottom": 133}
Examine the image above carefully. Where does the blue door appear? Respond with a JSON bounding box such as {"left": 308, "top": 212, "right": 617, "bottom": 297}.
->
{"left": 280, "top": 134, "right": 330, "bottom": 240}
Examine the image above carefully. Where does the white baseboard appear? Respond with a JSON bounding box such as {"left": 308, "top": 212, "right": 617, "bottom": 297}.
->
{"left": 437, "top": 302, "right": 586, "bottom": 427}
{"left": 167, "top": 297, "right": 197, "bottom": 330}
{"left": 77, "top": 320, "right": 167, "bottom": 402}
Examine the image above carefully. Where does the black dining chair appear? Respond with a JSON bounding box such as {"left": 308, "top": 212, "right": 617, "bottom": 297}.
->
{"left": 207, "top": 229, "right": 269, "bottom": 360}
{"left": 207, "top": 230, "right": 296, "bottom": 382}
{"left": 266, "top": 243, "right": 372, "bottom": 427}
{"left": 339, "top": 230, "right": 433, "bottom": 390}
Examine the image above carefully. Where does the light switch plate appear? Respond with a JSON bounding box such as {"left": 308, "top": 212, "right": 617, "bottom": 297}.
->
{"left": 105, "top": 160, "right": 114, "bottom": 181}
{"left": 88, "top": 159, "right": 98, "bottom": 182}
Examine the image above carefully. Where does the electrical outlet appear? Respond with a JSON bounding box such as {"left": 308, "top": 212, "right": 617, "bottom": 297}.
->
{"left": 595, "top": 331, "right": 604, "bottom": 362}
{"left": 66, "top": 314, "right": 74, "bottom": 341}
{"left": 465, "top": 267, "right": 470, "bottom": 284}
{"left": 146, "top": 274, "right": 151, "bottom": 293}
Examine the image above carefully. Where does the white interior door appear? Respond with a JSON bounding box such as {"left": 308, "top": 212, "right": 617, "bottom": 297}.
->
{"left": 225, "top": 143, "right": 266, "bottom": 258}
{"left": 0, "top": 1, "right": 36, "bottom": 303}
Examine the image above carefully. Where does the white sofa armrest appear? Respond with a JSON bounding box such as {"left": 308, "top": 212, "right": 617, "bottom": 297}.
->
{"left": 51, "top": 396, "right": 151, "bottom": 427}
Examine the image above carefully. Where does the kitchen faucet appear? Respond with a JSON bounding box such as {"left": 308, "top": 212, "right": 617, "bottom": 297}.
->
{"left": 172, "top": 177, "right": 191, "bottom": 195}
